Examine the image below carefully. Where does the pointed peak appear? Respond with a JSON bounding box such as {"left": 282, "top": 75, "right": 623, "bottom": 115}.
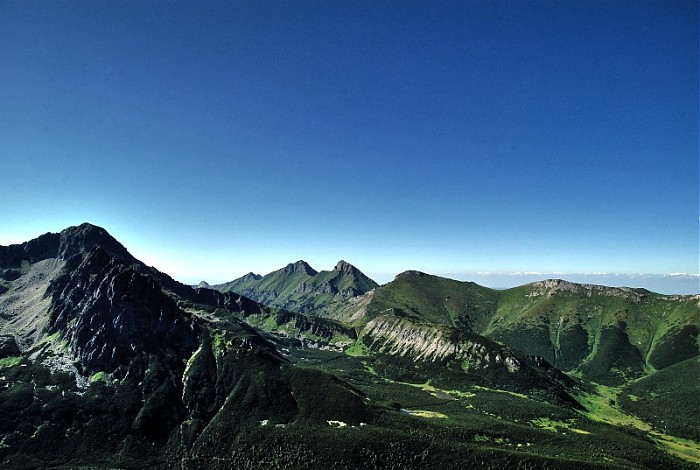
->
{"left": 76, "top": 222, "right": 101, "bottom": 230}
{"left": 242, "top": 272, "right": 263, "bottom": 281}
{"left": 58, "top": 223, "right": 133, "bottom": 262}
{"left": 334, "top": 260, "right": 356, "bottom": 273}
{"left": 331, "top": 261, "right": 379, "bottom": 294}
{"left": 61, "top": 222, "right": 107, "bottom": 238}
{"left": 197, "top": 281, "right": 211, "bottom": 289}
{"left": 284, "top": 260, "right": 317, "bottom": 276}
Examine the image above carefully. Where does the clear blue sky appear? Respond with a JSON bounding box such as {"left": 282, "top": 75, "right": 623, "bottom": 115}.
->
{"left": 1, "top": 1, "right": 698, "bottom": 294}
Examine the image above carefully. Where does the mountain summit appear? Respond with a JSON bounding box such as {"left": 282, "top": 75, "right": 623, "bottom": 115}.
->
{"left": 284, "top": 260, "right": 318, "bottom": 276}
{"left": 334, "top": 259, "right": 354, "bottom": 273}
{"left": 0, "top": 223, "right": 134, "bottom": 267}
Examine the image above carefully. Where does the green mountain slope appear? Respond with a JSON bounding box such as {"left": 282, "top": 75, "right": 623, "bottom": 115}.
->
{"left": 618, "top": 356, "right": 700, "bottom": 440}
{"left": 352, "top": 273, "right": 698, "bottom": 386}
{"left": 216, "top": 270, "right": 585, "bottom": 406}
{"left": 364, "top": 270, "right": 500, "bottom": 329}
{"left": 490, "top": 280, "right": 699, "bottom": 384}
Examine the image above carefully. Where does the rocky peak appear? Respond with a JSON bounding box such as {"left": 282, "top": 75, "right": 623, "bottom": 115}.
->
{"left": 0, "top": 223, "right": 133, "bottom": 269}
{"left": 242, "top": 272, "right": 263, "bottom": 282}
{"left": 198, "top": 281, "right": 211, "bottom": 289}
{"left": 284, "top": 260, "right": 317, "bottom": 276}
{"left": 527, "top": 279, "right": 647, "bottom": 303}
{"left": 58, "top": 223, "right": 135, "bottom": 263}
{"left": 48, "top": 246, "right": 198, "bottom": 374}
{"left": 334, "top": 260, "right": 356, "bottom": 274}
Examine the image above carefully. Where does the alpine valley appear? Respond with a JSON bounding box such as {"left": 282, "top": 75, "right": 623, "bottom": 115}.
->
{"left": 0, "top": 224, "right": 698, "bottom": 469}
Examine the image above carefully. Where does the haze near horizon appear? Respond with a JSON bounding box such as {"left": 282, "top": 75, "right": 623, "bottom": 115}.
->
{"left": 1, "top": 1, "right": 697, "bottom": 294}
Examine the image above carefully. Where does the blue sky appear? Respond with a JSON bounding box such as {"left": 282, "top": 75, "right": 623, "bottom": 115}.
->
{"left": 1, "top": 1, "right": 698, "bottom": 294}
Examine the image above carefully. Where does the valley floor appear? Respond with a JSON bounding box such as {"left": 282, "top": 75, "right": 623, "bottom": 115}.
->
{"left": 282, "top": 346, "right": 699, "bottom": 469}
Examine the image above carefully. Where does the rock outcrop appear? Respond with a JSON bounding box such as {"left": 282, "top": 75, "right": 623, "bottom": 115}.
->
{"left": 47, "top": 247, "right": 199, "bottom": 374}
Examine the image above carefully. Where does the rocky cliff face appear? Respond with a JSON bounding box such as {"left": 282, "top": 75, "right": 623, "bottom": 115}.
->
{"left": 526, "top": 279, "right": 648, "bottom": 303}
{"left": 363, "top": 316, "right": 519, "bottom": 371}
{"left": 284, "top": 260, "right": 318, "bottom": 276}
{"left": 47, "top": 247, "right": 199, "bottom": 374}
{"left": 361, "top": 314, "right": 579, "bottom": 407}
{"left": 0, "top": 224, "right": 140, "bottom": 352}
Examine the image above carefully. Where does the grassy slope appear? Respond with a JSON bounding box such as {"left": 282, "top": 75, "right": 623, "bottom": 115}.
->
{"left": 313, "top": 265, "right": 378, "bottom": 294}
{"left": 214, "top": 273, "right": 261, "bottom": 293}
{"left": 279, "top": 347, "right": 696, "bottom": 469}
{"left": 618, "top": 356, "right": 700, "bottom": 441}
{"left": 216, "top": 261, "right": 315, "bottom": 295}
{"left": 490, "top": 284, "right": 699, "bottom": 384}
{"left": 574, "top": 380, "right": 700, "bottom": 466}
{"left": 365, "top": 271, "right": 499, "bottom": 329}
{"left": 360, "top": 275, "right": 699, "bottom": 385}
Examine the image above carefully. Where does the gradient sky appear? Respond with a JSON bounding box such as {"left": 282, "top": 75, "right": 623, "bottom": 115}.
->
{"left": 1, "top": 1, "right": 698, "bottom": 294}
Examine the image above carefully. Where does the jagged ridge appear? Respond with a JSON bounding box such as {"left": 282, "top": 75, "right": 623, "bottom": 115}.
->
{"left": 213, "top": 259, "right": 378, "bottom": 314}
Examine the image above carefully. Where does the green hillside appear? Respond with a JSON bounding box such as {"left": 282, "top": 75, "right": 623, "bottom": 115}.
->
{"left": 364, "top": 270, "right": 499, "bottom": 330}
{"left": 618, "top": 356, "right": 700, "bottom": 440}
{"left": 353, "top": 274, "right": 698, "bottom": 386}
{"left": 489, "top": 280, "right": 699, "bottom": 384}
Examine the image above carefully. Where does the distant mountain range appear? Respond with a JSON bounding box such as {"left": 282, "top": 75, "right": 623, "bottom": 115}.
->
{"left": 0, "top": 223, "right": 698, "bottom": 468}
{"left": 214, "top": 264, "right": 698, "bottom": 387}
{"left": 212, "top": 259, "right": 378, "bottom": 315}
